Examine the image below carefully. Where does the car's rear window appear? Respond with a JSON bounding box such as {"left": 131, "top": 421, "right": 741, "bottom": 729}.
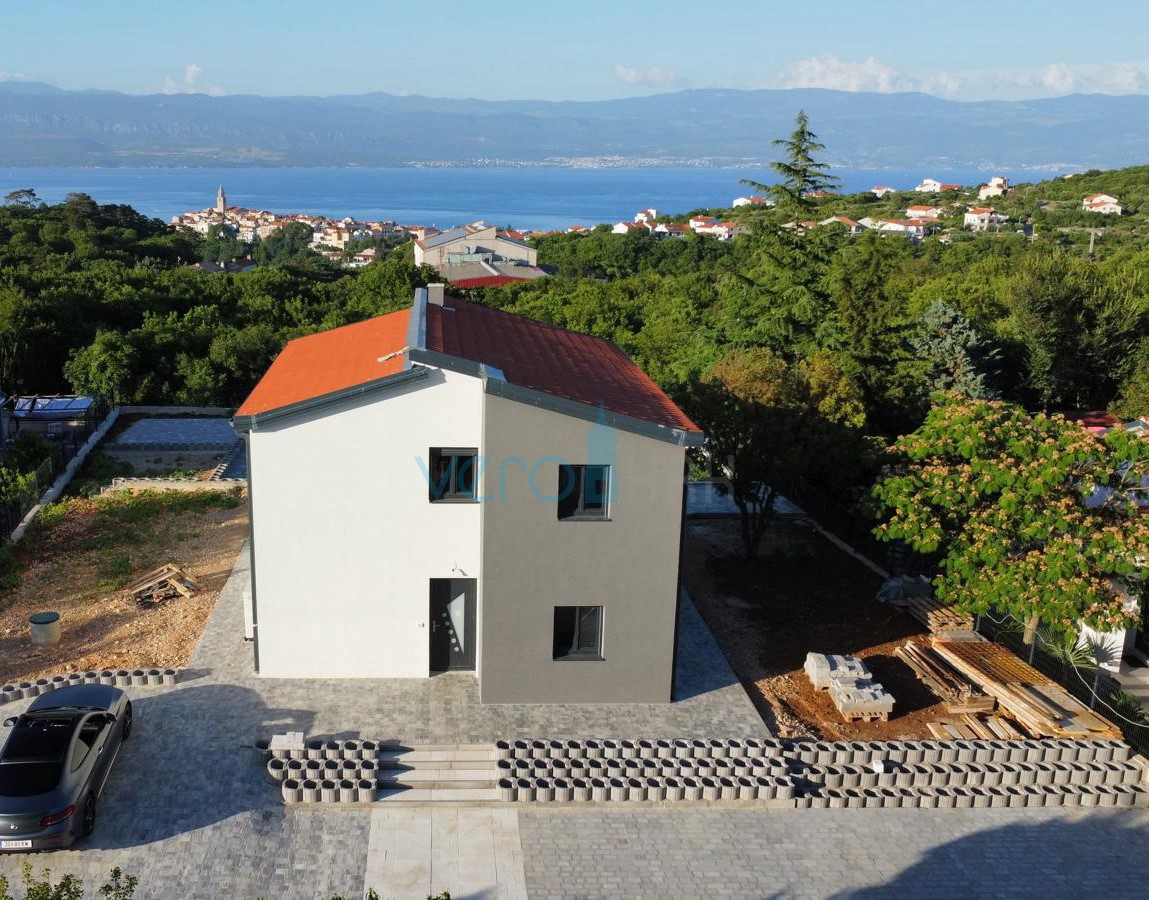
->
{"left": 2, "top": 717, "right": 76, "bottom": 762}
{"left": 0, "top": 761, "right": 61, "bottom": 796}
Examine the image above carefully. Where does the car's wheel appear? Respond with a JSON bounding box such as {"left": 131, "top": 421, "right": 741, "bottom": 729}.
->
{"left": 79, "top": 793, "right": 96, "bottom": 839}
{"left": 122, "top": 701, "right": 133, "bottom": 740}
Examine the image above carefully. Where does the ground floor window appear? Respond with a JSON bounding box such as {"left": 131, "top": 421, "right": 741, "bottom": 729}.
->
{"left": 553, "top": 605, "right": 603, "bottom": 660}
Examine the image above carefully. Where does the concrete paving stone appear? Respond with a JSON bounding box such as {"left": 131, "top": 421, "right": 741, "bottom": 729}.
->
{"left": 5, "top": 543, "right": 1148, "bottom": 898}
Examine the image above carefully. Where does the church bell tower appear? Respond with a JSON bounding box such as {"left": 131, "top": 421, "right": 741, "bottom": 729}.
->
{"left": 216, "top": 184, "right": 227, "bottom": 213}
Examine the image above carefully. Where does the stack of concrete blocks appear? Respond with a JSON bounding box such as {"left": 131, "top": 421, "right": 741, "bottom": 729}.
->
{"left": 805, "top": 652, "right": 895, "bottom": 721}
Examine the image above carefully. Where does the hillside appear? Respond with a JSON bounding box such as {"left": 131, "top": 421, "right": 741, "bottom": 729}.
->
{"left": 1, "top": 83, "right": 1148, "bottom": 169}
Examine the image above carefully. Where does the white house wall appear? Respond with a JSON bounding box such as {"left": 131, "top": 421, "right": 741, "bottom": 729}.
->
{"left": 248, "top": 366, "right": 483, "bottom": 677}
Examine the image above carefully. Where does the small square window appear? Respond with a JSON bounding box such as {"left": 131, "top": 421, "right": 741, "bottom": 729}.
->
{"left": 553, "top": 605, "right": 603, "bottom": 660}
{"left": 428, "top": 448, "right": 478, "bottom": 502}
{"left": 557, "top": 464, "right": 609, "bottom": 520}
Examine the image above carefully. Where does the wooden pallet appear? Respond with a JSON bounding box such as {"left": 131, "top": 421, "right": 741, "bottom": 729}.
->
{"left": 905, "top": 596, "right": 975, "bottom": 633}
{"left": 930, "top": 639, "right": 1120, "bottom": 739}
{"left": 126, "top": 563, "right": 199, "bottom": 606}
{"left": 927, "top": 714, "right": 1026, "bottom": 740}
{"left": 896, "top": 641, "right": 996, "bottom": 714}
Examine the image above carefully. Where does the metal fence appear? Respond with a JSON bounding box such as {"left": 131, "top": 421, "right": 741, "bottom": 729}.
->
{"left": 977, "top": 615, "right": 1149, "bottom": 757}
{"left": 0, "top": 396, "right": 112, "bottom": 542}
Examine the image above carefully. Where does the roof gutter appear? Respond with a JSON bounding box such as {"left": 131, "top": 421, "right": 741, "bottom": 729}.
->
{"left": 233, "top": 367, "right": 430, "bottom": 433}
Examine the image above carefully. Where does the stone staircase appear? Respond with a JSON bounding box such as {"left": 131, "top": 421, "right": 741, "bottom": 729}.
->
{"left": 376, "top": 743, "right": 500, "bottom": 803}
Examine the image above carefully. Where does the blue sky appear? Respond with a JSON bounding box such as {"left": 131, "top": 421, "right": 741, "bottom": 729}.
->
{"left": 3, "top": 0, "right": 1148, "bottom": 101}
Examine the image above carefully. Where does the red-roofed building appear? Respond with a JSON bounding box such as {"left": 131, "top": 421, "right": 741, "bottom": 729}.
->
{"left": 234, "top": 285, "right": 703, "bottom": 700}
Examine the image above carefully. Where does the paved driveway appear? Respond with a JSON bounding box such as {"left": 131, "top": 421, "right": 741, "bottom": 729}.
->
{"left": 2, "top": 548, "right": 1148, "bottom": 899}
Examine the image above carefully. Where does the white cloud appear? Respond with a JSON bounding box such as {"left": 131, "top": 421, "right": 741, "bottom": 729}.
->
{"left": 1039, "top": 63, "right": 1077, "bottom": 94}
{"left": 768, "top": 54, "right": 1149, "bottom": 100}
{"left": 773, "top": 54, "right": 918, "bottom": 94}
{"left": 612, "top": 63, "right": 682, "bottom": 89}
{"left": 161, "top": 62, "right": 225, "bottom": 96}
{"left": 0, "top": 71, "right": 32, "bottom": 82}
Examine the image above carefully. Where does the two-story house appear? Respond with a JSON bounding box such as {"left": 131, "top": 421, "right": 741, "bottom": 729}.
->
{"left": 233, "top": 286, "right": 704, "bottom": 703}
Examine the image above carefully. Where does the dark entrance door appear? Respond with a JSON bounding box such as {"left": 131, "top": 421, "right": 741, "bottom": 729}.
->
{"left": 429, "top": 578, "right": 476, "bottom": 672}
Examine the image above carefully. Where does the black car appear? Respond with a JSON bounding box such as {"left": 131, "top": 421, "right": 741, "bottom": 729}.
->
{"left": 0, "top": 684, "right": 132, "bottom": 851}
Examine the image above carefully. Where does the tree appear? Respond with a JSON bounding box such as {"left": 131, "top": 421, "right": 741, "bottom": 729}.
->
{"left": 684, "top": 347, "right": 865, "bottom": 560}
{"left": 873, "top": 395, "right": 1149, "bottom": 645}
{"left": 253, "top": 221, "right": 317, "bottom": 267}
{"left": 3, "top": 188, "right": 38, "bottom": 207}
{"left": 741, "top": 110, "right": 840, "bottom": 217}
{"left": 909, "top": 300, "right": 1001, "bottom": 400}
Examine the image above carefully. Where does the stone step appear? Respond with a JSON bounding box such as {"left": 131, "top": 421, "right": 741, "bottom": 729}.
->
{"left": 377, "top": 756, "right": 500, "bottom": 771}
{"left": 379, "top": 769, "right": 497, "bottom": 784}
{"left": 377, "top": 786, "right": 500, "bottom": 803}
{"left": 378, "top": 751, "right": 498, "bottom": 766}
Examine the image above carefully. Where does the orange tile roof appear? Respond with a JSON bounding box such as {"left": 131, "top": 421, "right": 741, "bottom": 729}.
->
{"left": 235, "top": 309, "right": 410, "bottom": 417}
{"left": 236, "top": 295, "right": 700, "bottom": 435}
{"left": 427, "top": 300, "right": 700, "bottom": 433}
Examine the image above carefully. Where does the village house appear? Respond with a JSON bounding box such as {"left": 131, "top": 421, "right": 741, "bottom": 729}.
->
{"left": 633, "top": 208, "right": 660, "bottom": 223}
{"left": 978, "top": 176, "right": 1010, "bottom": 200}
{"left": 859, "top": 217, "right": 929, "bottom": 240}
{"left": 732, "top": 195, "right": 773, "bottom": 207}
{"left": 914, "top": 179, "right": 962, "bottom": 193}
{"left": 870, "top": 186, "right": 895, "bottom": 198}
{"left": 654, "top": 222, "right": 691, "bottom": 239}
{"left": 818, "top": 215, "right": 866, "bottom": 236}
{"left": 905, "top": 204, "right": 942, "bottom": 220}
{"left": 688, "top": 215, "right": 719, "bottom": 232}
{"left": 612, "top": 221, "right": 652, "bottom": 235}
{"left": 1082, "top": 194, "right": 1123, "bottom": 215}
{"left": 413, "top": 221, "right": 537, "bottom": 269}
{"left": 233, "top": 285, "right": 703, "bottom": 702}
{"left": 963, "top": 207, "right": 1008, "bottom": 231}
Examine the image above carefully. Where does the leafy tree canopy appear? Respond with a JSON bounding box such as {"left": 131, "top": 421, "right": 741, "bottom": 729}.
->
{"left": 873, "top": 395, "right": 1149, "bottom": 639}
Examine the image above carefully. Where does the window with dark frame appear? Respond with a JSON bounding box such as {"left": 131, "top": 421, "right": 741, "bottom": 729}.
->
{"left": 552, "top": 605, "right": 603, "bottom": 660}
{"left": 428, "top": 448, "right": 478, "bottom": 501}
{"left": 557, "top": 464, "right": 609, "bottom": 520}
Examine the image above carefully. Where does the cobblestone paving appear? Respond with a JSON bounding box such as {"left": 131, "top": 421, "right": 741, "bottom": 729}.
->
{"left": 5, "top": 544, "right": 1148, "bottom": 899}
{"left": 520, "top": 807, "right": 1149, "bottom": 899}
{"left": 0, "top": 544, "right": 764, "bottom": 898}
{"left": 110, "top": 417, "right": 239, "bottom": 449}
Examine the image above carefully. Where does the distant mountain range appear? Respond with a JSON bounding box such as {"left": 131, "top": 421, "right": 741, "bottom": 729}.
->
{"left": 1, "top": 82, "right": 1147, "bottom": 170}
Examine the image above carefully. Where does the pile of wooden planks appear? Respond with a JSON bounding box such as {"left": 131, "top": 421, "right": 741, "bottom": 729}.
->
{"left": 905, "top": 596, "right": 975, "bottom": 633}
{"left": 126, "top": 563, "right": 199, "bottom": 608}
{"left": 930, "top": 639, "right": 1121, "bottom": 739}
{"left": 927, "top": 714, "right": 1026, "bottom": 740}
{"left": 896, "top": 641, "right": 996, "bottom": 714}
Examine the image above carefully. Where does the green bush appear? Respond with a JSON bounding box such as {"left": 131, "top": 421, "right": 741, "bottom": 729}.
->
{"left": 5, "top": 432, "right": 60, "bottom": 475}
{"left": 0, "top": 865, "right": 137, "bottom": 900}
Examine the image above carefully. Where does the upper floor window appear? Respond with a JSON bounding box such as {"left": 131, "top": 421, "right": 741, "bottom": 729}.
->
{"left": 428, "top": 448, "right": 477, "bottom": 502}
{"left": 557, "top": 464, "right": 609, "bottom": 521}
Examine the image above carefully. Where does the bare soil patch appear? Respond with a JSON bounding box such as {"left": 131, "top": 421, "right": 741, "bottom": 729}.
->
{"left": 0, "top": 489, "right": 248, "bottom": 684}
{"left": 684, "top": 517, "right": 945, "bottom": 740}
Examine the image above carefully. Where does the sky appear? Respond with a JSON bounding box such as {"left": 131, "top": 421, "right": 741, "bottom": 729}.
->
{"left": 2, "top": 0, "right": 1149, "bottom": 102}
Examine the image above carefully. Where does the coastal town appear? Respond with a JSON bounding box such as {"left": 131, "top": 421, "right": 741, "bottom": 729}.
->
{"left": 172, "top": 173, "right": 1130, "bottom": 284}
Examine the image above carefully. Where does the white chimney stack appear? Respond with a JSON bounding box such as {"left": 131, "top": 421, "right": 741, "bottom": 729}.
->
{"left": 427, "top": 283, "right": 445, "bottom": 306}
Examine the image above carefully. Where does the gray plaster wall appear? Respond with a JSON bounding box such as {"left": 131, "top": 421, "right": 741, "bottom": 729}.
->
{"left": 478, "top": 393, "right": 686, "bottom": 704}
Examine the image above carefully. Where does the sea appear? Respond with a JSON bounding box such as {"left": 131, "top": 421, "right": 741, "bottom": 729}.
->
{"left": 0, "top": 166, "right": 1027, "bottom": 231}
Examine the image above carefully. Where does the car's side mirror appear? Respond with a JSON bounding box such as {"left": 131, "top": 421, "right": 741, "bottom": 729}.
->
{"left": 104, "top": 713, "right": 117, "bottom": 726}
{"left": 2, "top": 717, "right": 15, "bottom": 728}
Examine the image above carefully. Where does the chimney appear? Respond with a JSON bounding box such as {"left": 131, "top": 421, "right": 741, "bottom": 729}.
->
{"left": 427, "top": 283, "right": 445, "bottom": 306}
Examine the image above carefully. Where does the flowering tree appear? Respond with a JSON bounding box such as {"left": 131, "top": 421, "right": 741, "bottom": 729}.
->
{"left": 873, "top": 395, "right": 1149, "bottom": 643}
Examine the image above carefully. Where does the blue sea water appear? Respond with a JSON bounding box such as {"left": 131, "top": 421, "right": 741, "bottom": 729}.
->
{"left": 0, "top": 166, "right": 1023, "bottom": 231}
